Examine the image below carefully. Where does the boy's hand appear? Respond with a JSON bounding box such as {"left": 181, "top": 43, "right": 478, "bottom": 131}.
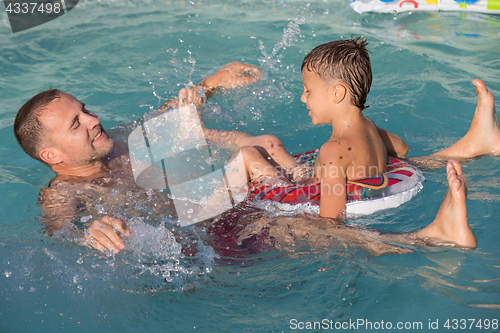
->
{"left": 200, "top": 61, "right": 262, "bottom": 92}
{"left": 83, "top": 215, "right": 131, "bottom": 254}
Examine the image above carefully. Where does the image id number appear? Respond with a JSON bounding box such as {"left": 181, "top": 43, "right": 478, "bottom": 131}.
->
{"left": 5, "top": 2, "right": 61, "bottom": 14}
{"left": 444, "top": 319, "right": 498, "bottom": 330}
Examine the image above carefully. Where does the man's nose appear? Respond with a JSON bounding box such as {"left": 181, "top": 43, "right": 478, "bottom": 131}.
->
{"left": 85, "top": 112, "right": 100, "bottom": 128}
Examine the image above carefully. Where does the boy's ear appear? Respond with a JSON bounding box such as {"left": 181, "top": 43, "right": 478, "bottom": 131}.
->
{"left": 39, "top": 147, "right": 63, "bottom": 165}
{"left": 332, "top": 84, "right": 347, "bottom": 104}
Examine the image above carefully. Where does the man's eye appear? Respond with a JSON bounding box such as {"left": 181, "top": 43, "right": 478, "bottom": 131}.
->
{"left": 83, "top": 108, "right": 96, "bottom": 117}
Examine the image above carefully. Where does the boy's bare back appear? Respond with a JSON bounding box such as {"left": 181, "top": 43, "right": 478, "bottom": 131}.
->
{"left": 301, "top": 38, "right": 387, "bottom": 218}
{"left": 312, "top": 115, "right": 387, "bottom": 217}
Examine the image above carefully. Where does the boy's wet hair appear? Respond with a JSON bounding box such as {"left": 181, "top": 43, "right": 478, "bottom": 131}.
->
{"left": 14, "top": 89, "right": 62, "bottom": 165}
{"left": 301, "top": 37, "right": 372, "bottom": 110}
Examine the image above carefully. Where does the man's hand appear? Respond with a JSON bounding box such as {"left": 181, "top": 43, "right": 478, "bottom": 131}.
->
{"left": 83, "top": 215, "right": 131, "bottom": 254}
{"left": 200, "top": 61, "right": 262, "bottom": 93}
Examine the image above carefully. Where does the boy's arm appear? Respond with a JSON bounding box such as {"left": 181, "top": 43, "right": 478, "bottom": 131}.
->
{"left": 317, "top": 142, "right": 349, "bottom": 219}
{"left": 376, "top": 126, "right": 409, "bottom": 159}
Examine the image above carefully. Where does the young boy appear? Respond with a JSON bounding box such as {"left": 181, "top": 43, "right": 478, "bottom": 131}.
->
{"left": 209, "top": 38, "right": 409, "bottom": 219}
{"left": 176, "top": 57, "right": 498, "bottom": 249}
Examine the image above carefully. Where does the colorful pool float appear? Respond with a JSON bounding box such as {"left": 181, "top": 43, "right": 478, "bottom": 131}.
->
{"left": 350, "top": 0, "right": 500, "bottom": 14}
{"left": 248, "top": 153, "right": 425, "bottom": 217}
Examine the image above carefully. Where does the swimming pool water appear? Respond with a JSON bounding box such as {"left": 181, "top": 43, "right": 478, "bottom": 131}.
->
{"left": 1, "top": 0, "right": 499, "bottom": 331}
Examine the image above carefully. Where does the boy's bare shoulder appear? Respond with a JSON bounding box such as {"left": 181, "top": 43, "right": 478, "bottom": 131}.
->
{"left": 317, "top": 139, "right": 353, "bottom": 167}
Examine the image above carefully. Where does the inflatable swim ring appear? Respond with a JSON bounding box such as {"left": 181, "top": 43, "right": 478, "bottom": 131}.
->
{"left": 248, "top": 152, "right": 425, "bottom": 217}
{"left": 350, "top": 0, "right": 500, "bottom": 14}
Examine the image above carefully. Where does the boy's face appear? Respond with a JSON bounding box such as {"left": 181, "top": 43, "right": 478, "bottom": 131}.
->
{"left": 300, "top": 68, "right": 334, "bottom": 125}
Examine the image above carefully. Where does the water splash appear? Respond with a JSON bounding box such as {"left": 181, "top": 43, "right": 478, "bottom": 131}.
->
{"left": 41, "top": 217, "right": 218, "bottom": 294}
{"left": 258, "top": 17, "right": 305, "bottom": 73}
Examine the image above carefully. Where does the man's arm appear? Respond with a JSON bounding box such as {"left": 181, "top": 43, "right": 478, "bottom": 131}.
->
{"left": 39, "top": 187, "right": 78, "bottom": 233}
{"left": 39, "top": 188, "right": 130, "bottom": 254}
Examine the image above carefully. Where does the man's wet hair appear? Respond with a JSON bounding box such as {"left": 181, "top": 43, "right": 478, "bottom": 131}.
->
{"left": 301, "top": 37, "right": 372, "bottom": 110}
{"left": 14, "top": 89, "right": 62, "bottom": 164}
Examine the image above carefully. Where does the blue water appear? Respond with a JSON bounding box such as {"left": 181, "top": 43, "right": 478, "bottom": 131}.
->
{"left": 1, "top": 0, "right": 500, "bottom": 331}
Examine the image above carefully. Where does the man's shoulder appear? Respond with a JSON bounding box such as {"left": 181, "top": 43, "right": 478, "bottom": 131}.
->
{"left": 38, "top": 181, "right": 75, "bottom": 207}
{"left": 106, "top": 153, "right": 132, "bottom": 171}
{"left": 46, "top": 176, "right": 75, "bottom": 190}
{"left": 41, "top": 177, "right": 79, "bottom": 199}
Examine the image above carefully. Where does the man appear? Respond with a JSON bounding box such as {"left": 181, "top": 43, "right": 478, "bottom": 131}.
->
{"left": 14, "top": 61, "right": 497, "bottom": 253}
{"left": 14, "top": 61, "right": 263, "bottom": 253}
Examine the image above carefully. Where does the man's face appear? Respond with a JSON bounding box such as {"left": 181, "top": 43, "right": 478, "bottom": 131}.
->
{"left": 40, "top": 93, "right": 114, "bottom": 167}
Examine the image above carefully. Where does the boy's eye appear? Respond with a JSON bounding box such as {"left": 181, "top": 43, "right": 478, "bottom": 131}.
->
{"left": 73, "top": 120, "right": 80, "bottom": 129}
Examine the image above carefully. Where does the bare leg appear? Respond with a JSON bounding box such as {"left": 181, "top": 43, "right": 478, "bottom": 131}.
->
{"left": 371, "top": 160, "right": 476, "bottom": 248}
{"left": 433, "top": 79, "right": 500, "bottom": 158}
{"left": 413, "top": 160, "right": 476, "bottom": 248}
{"left": 409, "top": 79, "right": 500, "bottom": 169}
{"left": 172, "top": 85, "right": 298, "bottom": 173}
{"left": 162, "top": 62, "right": 299, "bottom": 168}
{"left": 236, "top": 215, "right": 414, "bottom": 256}
{"left": 175, "top": 89, "right": 297, "bottom": 181}
{"left": 203, "top": 127, "right": 298, "bottom": 168}
{"left": 160, "top": 61, "right": 263, "bottom": 110}
{"left": 240, "top": 146, "right": 292, "bottom": 183}
{"left": 237, "top": 160, "right": 477, "bottom": 255}
{"left": 238, "top": 134, "right": 298, "bottom": 168}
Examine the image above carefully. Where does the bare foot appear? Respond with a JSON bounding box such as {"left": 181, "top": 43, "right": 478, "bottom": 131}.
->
{"left": 415, "top": 160, "right": 477, "bottom": 248}
{"left": 432, "top": 79, "right": 500, "bottom": 159}
{"left": 199, "top": 61, "right": 262, "bottom": 93}
{"left": 161, "top": 61, "right": 261, "bottom": 111}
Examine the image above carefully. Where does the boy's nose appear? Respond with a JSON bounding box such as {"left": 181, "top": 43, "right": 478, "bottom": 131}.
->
{"left": 300, "top": 93, "right": 307, "bottom": 103}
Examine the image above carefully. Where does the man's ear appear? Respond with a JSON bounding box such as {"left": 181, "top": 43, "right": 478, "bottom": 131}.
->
{"left": 39, "top": 147, "right": 63, "bottom": 165}
{"left": 332, "top": 84, "right": 347, "bottom": 104}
